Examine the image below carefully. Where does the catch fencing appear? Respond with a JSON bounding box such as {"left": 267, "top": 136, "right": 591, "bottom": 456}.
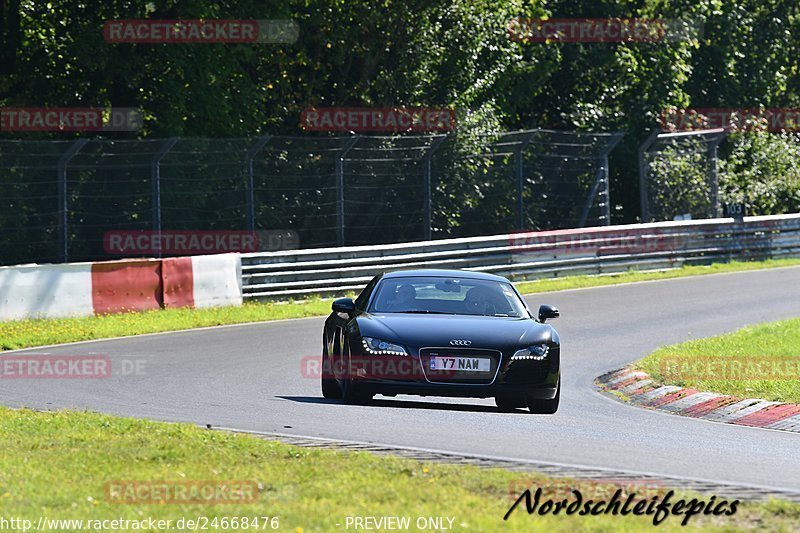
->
{"left": 639, "top": 129, "right": 726, "bottom": 222}
{"left": 0, "top": 130, "right": 623, "bottom": 266}
{"left": 241, "top": 213, "right": 800, "bottom": 298}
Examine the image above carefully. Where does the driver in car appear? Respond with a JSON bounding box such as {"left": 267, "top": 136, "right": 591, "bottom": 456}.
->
{"left": 464, "top": 286, "right": 498, "bottom": 315}
{"left": 386, "top": 284, "right": 416, "bottom": 312}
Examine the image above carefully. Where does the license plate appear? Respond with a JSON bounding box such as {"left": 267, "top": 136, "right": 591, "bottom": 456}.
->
{"left": 429, "top": 356, "right": 491, "bottom": 372}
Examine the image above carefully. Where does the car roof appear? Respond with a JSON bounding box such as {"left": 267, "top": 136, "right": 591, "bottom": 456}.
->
{"left": 381, "top": 269, "right": 510, "bottom": 283}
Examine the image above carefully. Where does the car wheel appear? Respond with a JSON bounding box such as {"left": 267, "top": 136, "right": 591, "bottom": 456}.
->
{"left": 340, "top": 339, "right": 373, "bottom": 405}
{"left": 527, "top": 381, "right": 560, "bottom": 414}
{"left": 321, "top": 332, "right": 342, "bottom": 399}
{"left": 495, "top": 395, "right": 525, "bottom": 411}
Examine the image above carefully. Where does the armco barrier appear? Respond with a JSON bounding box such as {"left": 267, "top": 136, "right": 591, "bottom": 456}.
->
{"left": 240, "top": 214, "right": 800, "bottom": 299}
{"left": 3, "top": 217, "right": 799, "bottom": 316}
{"left": 0, "top": 253, "right": 242, "bottom": 320}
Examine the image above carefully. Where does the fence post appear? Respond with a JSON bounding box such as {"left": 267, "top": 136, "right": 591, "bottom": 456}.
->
{"left": 245, "top": 135, "right": 272, "bottom": 232}
{"left": 151, "top": 138, "right": 179, "bottom": 258}
{"left": 638, "top": 130, "right": 660, "bottom": 223}
{"left": 336, "top": 136, "right": 360, "bottom": 247}
{"left": 578, "top": 167, "right": 605, "bottom": 228}
{"left": 600, "top": 155, "right": 611, "bottom": 225}
{"left": 421, "top": 134, "right": 447, "bottom": 240}
{"left": 708, "top": 136, "right": 725, "bottom": 218}
{"left": 600, "top": 132, "right": 624, "bottom": 226}
{"left": 515, "top": 130, "right": 539, "bottom": 231}
{"left": 57, "top": 138, "right": 88, "bottom": 263}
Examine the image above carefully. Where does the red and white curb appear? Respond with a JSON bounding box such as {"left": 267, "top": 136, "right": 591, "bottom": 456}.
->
{"left": 597, "top": 367, "right": 800, "bottom": 433}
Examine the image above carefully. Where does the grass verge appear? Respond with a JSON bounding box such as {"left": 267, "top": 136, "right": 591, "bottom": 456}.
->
{"left": 1, "top": 406, "right": 798, "bottom": 532}
{"left": 513, "top": 257, "right": 800, "bottom": 294}
{"left": 2, "top": 258, "right": 799, "bottom": 352}
{"left": 637, "top": 317, "right": 800, "bottom": 404}
{"left": 0, "top": 299, "right": 334, "bottom": 351}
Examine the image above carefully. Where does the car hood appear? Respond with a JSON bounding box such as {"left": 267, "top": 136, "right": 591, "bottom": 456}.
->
{"left": 356, "top": 313, "right": 554, "bottom": 350}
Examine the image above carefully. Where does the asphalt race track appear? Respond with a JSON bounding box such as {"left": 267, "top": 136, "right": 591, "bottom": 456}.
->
{"left": 3, "top": 267, "right": 800, "bottom": 493}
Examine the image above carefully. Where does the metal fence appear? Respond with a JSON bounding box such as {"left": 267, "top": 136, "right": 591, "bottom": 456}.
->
{"left": 639, "top": 129, "right": 726, "bottom": 222}
{"left": 241, "top": 213, "right": 800, "bottom": 299}
{"left": 0, "top": 130, "right": 623, "bottom": 266}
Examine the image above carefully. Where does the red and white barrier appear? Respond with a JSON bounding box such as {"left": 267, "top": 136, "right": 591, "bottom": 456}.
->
{"left": 190, "top": 254, "right": 243, "bottom": 308}
{"left": 0, "top": 262, "right": 94, "bottom": 320}
{"left": 0, "top": 254, "right": 242, "bottom": 321}
{"left": 92, "top": 258, "right": 164, "bottom": 314}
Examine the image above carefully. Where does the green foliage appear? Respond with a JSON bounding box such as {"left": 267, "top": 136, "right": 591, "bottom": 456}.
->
{"left": 644, "top": 137, "right": 715, "bottom": 220}
{"left": 2, "top": 0, "right": 800, "bottom": 229}
{"left": 720, "top": 132, "right": 800, "bottom": 214}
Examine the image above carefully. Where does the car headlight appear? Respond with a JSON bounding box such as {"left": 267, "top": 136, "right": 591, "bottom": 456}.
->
{"left": 511, "top": 344, "right": 549, "bottom": 361}
{"left": 362, "top": 337, "right": 408, "bottom": 356}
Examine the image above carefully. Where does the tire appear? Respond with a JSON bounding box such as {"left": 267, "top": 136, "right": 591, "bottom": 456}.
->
{"left": 321, "top": 332, "right": 342, "bottom": 399}
{"left": 527, "top": 381, "right": 560, "bottom": 414}
{"left": 495, "top": 395, "right": 525, "bottom": 411}
{"left": 340, "top": 339, "right": 373, "bottom": 405}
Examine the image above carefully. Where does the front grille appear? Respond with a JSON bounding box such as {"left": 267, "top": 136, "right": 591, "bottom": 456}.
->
{"left": 418, "top": 347, "right": 501, "bottom": 385}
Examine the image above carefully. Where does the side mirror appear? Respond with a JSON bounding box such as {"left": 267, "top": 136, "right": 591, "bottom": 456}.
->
{"left": 332, "top": 297, "right": 356, "bottom": 316}
{"left": 538, "top": 304, "right": 559, "bottom": 323}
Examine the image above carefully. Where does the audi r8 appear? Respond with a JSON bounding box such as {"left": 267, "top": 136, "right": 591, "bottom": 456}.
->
{"left": 321, "top": 269, "right": 561, "bottom": 413}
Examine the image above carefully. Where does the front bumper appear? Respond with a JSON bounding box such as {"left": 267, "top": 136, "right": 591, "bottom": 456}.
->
{"left": 357, "top": 381, "right": 559, "bottom": 399}
{"left": 348, "top": 349, "right": 559, "bottom": 399}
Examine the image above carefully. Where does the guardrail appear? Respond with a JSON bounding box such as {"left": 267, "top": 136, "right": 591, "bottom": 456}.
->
{"left": 241, "top": 214, "right": 800, "bottom": 299}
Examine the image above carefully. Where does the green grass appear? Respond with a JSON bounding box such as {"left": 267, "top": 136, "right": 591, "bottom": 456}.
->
{"left": 514, "top": 258, "right": 800, "bottom": 294}
{"left": 1, "top": 406, "right": 798, "bottom": 532}
{"left": 638, "top": 318, "right": 800, "bottom": 403}
{"left": 1, "top": 258, "right": 799, "bottom": 352}
{"left": 2, "top": 261, "right": 800, "bottom": 529}
{"left": 0, "top": 298, "right": 334, "bottom": 351}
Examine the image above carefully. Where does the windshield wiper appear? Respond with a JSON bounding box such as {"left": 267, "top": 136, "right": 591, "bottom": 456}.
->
{"left": 401, "top": 310, "right": 456, "bottom": 315}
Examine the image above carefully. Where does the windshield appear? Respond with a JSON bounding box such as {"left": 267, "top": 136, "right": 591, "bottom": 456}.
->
{"left": 369, "top": 276, "right": 529, "bottom": 317}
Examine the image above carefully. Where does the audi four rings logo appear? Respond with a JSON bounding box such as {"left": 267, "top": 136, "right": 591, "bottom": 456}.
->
{"left": 450, "top": 340, "right": 472, "bottom": 346}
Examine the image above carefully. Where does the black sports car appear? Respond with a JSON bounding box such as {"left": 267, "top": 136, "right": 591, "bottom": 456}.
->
{"left": 321, "top": 269, "right": 561, "bottom": 413}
